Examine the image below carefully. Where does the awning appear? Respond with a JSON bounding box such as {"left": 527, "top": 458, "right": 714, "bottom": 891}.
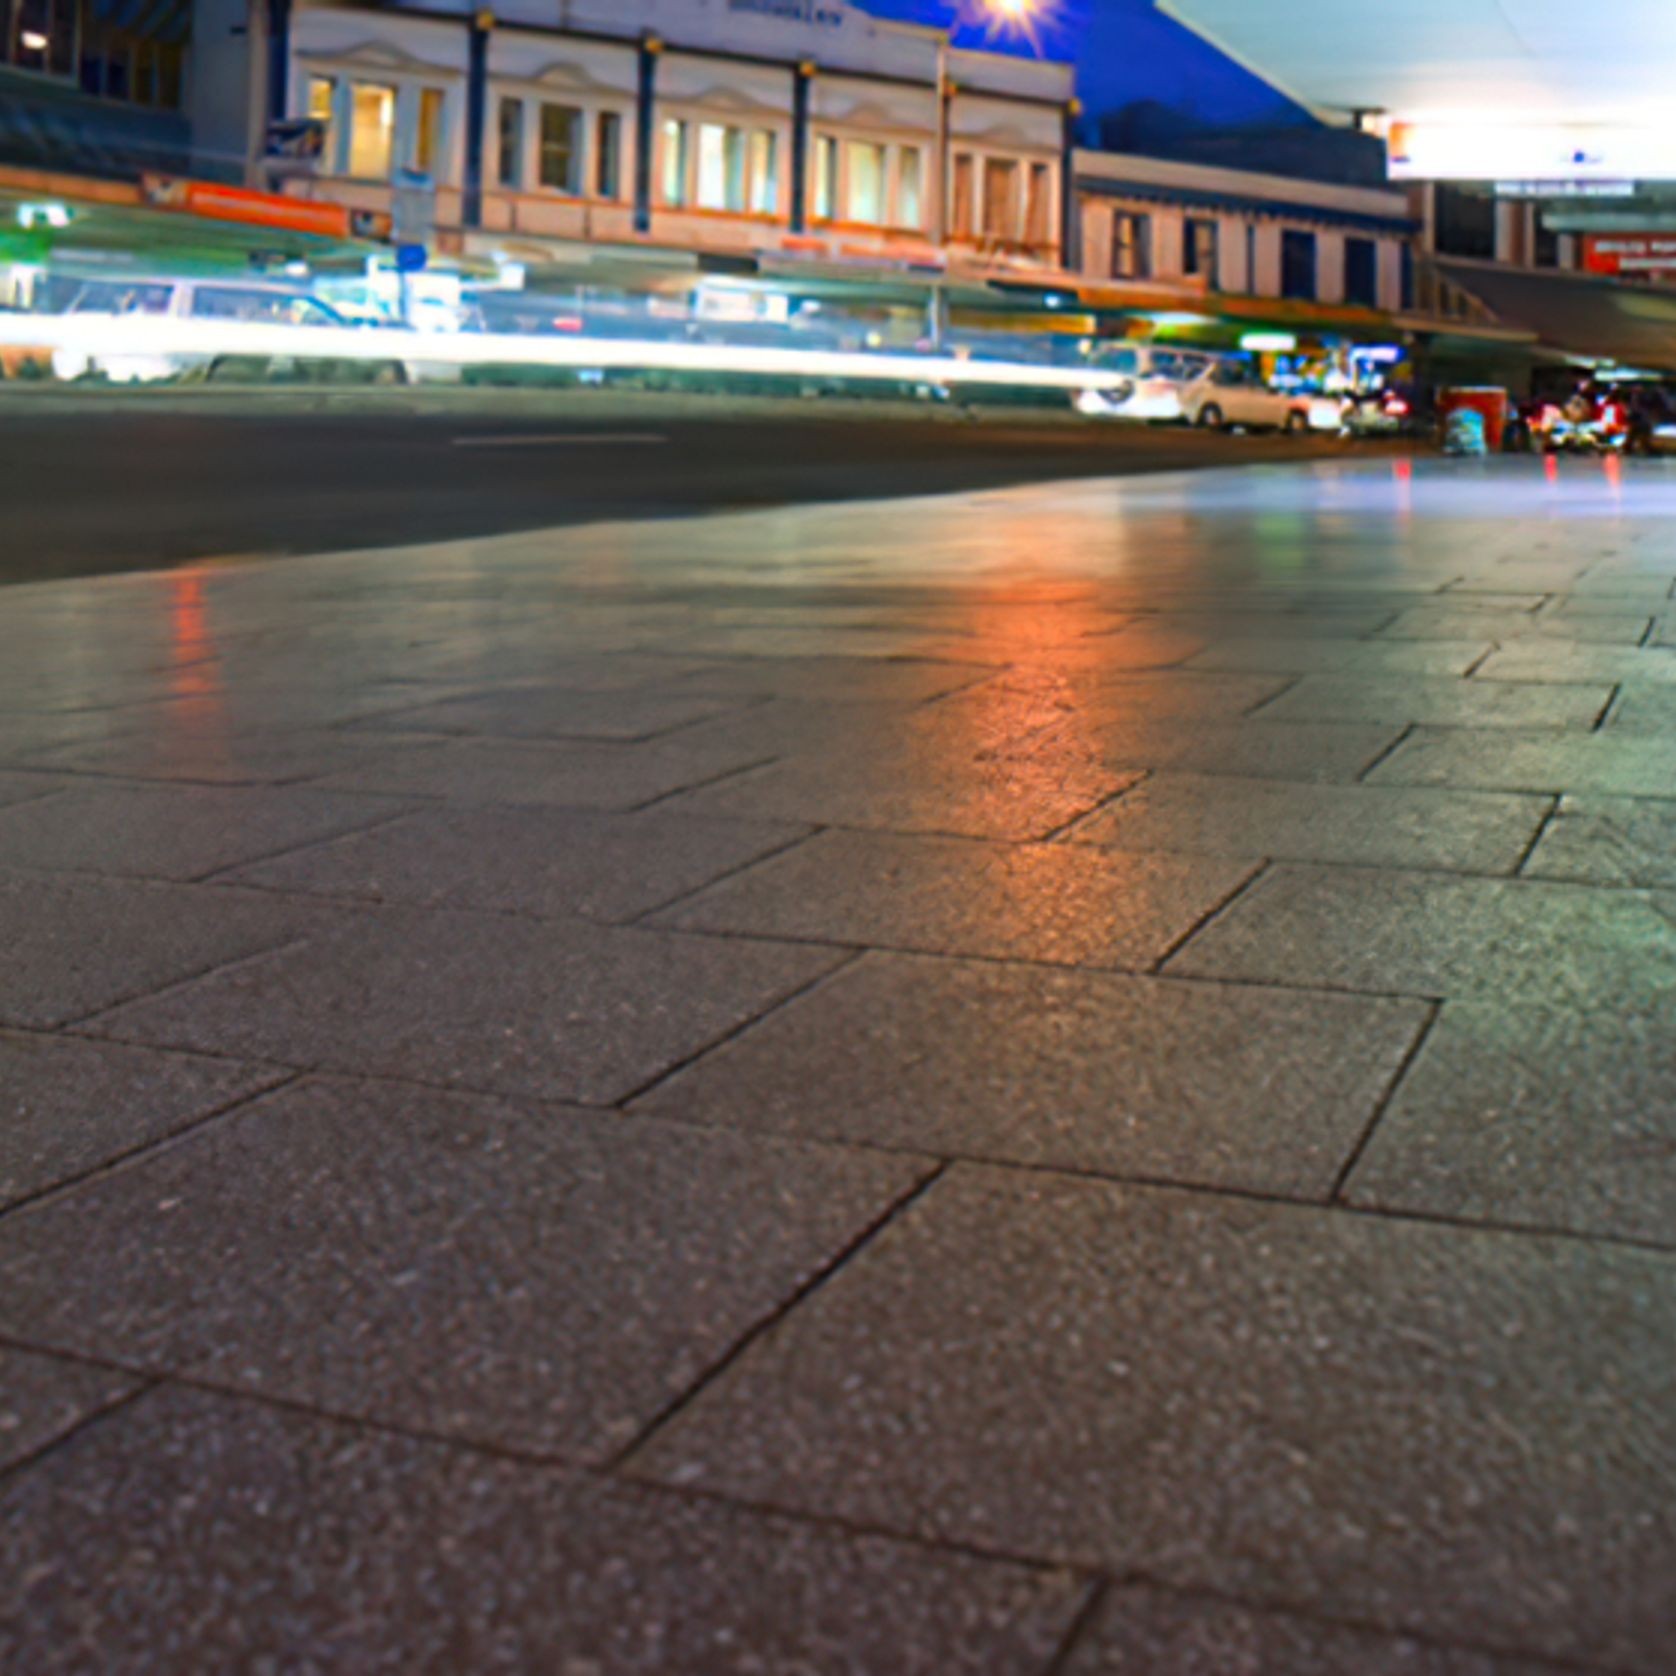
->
{"left": 1438, "top": 260, "right": 1676, "bottom": 374}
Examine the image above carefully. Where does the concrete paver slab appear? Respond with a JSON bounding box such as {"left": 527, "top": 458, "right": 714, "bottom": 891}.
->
{"left": 1069, "top": 774, "right": 1550, "bottom": 874}
{"left": 636, "top": 953, "right": 1427, "bottom": 1195}
{"left": 1257, "top": 676, "right": 1612, "bottom": 730}
{"left": 0, "top": 1079, "right": 931, "bottom": 1460}
{"left": 653, "top": 828, "right": 1255, "bottom": 970}
{"left": 1166, "top": 863, "right": 1676, "bottom": 1006}
{"left": 1473, "top": 643, "right": 1676, "bottom": 685}
{"left": 91, "top": 907, "right": 843, "bottom": 1103}
{"left": 0, "top": 783, "right": 409, "bottom": 882}
{"left": 1523, "top": 794, "right": 1676, "bottom": 886}
{"left": 219, "top": 803, "right": 809, "bottom": 921}
{"left": 0, "top": 1030, "right": 281, "bottom": 1211}
{"left": 1186, "top": 638, "right": 1491, "bottom": 675}
{"left": 1370, "top": 727, "right": 1676, "bottom": 798}
{"left": 356, "top": 683, "right": 755, "bottom": 743}
{"left": 0, "top": 1386, "right": 1083, "bottom": 1674}
{"left": 0, "top": 870, "right": 323, "bottom": 1029}
{"left": 630, "top": 1166, "right": 1676, "bottom": 1673}
{"left": 1344, "top": 1002, "right": 1676, "bottom": 1244}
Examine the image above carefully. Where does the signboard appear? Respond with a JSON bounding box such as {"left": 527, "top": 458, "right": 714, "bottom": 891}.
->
{"left": 1388, "top": 122, "right": 1676, "bottom": 184}
{"left": 140, "top": 176, "right": 392, "bottom": 243}
{"left": 1583, "top": 234, "right": 1676, "bottom": 283}
{"left": 728, "top": 0, "right": 845, "bottom": 26}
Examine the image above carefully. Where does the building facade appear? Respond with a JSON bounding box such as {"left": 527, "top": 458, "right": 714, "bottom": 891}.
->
{"left": 1074, "top": 149, "right": 1416, "bottom": 314}
{"left": 212, "top": 0, "right": 1074, "bottom": 270}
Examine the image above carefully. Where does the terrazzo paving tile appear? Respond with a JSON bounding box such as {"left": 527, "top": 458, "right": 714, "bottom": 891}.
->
{"left": 0, "top": 1348, "right": 138, "bottom": 1476}
{"left": 0, "top": 1031, "right": 282, "bottom": 1211}
{"left": 220, "top": 803, "right": 810, "bottom": 921}
{"left": 1521, "top": 794, "right": 1676, "bottom": 887}
{"left": 1344, "top": 1002, "right": 1676, "bottom": 1244}
{"left": 1369, "top": 728, "right": 1676, "bottom": 798}
{"left": 0, "top": 1386, "right": 1084, "bottom": 1674}
{"left": 0, "top": 1079, "right": 931, "bottom": 1460}
{"left": 0, "top": 784, "right": 410, "bottom": 882}
{"left": 1166, "top": 864, "right": 1676, "bottom": 1007}
{"left": 1059, "top": 1584, "right": 1579, "bottom": 1675}
{"left": 1069, "top": 775, "right": 1550, "bottom": 874}
{"left": 91, "top": 907, "right": 842, "bottom": 1103}
{"left": 635, "top": 952, "right": 1426, "bottom": 1195}
{"left": 0, "top": 871, "right": 325, "bottom": 1029}
{"left": 652, "top": 829, "right": 1255, "bottom": 970}
{"left": 1256, "top": 676, "right": 1612, "bottom": 731}
{"left": 629, "top": 1167, "right": 1676, "bottom": 1674}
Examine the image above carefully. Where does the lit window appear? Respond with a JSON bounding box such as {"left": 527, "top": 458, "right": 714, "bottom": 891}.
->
{"left": 596, "top": 111, "right": 623, "bottom": 199}
{"left": 982, "top": 157, "right": 1018, "bottom": 240}
{"left": 1112, "top": 212, "right": 1151, "bottom": 279}
{"left": 897, "top": 148, "right": 924, "bottom": 230}
{"left": 497, "top": 98, "right": 523, "bottom": 188}
{"left": 812, "top": 135, "right": 837, "bottom": 220}
{"left": 414, "top": 87, "right": 445, "bottom": 178}
{"left": 307, "top": 75, "right": 336, "bottom": 168}
{"left": 1185, "top": 217, "right": 1219, "bottom": 280}
{"left": 1025, "top": 162, "right": 1052, "bottom": 247}
{"left": 539, "top": 103, "right": 582, "bottom": 194}
{"left": 661, "top": 118, "right": 690, "bottom": 207}
{"left": 950, "top": 154, "right": 975, "bottom": 239}
{"left": 347, "top": 82, "right": 395, "bottom": 180}
{"left": 749, "top": 130, "right": 778, "bottom": 215}
{"left": 846, "top": 140, "right": 886, "bottom": 225}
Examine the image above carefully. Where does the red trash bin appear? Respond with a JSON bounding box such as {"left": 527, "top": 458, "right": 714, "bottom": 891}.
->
{"left": 1438, "top": 387, "right": 1510, "bottom": 452}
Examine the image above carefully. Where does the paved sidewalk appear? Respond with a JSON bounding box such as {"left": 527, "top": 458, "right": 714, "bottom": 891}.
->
{"left": 0, "top": 459, "right": 1672, "bottom": 1673}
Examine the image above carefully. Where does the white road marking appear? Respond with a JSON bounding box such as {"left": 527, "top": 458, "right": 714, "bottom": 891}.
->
{"left": 451, "top": 432, "right": 669, "bottom": 448}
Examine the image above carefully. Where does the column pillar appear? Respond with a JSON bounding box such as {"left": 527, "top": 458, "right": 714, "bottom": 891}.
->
{"left": 265, "top": 0, "right": 292, "bottom": 127}
{"left": 1059, "top": 98, "right": 1080, "bottom": 269}
{"left": 789, "top": 60, "right": 813, "bottom": 234}
{"left": 634, "top": 33, "right": 662, "bottom": 235}
{"left": 462, "top": 9, "right": 492, "bottom": 229}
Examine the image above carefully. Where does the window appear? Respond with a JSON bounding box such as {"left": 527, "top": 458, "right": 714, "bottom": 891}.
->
{"left": 748, "top": 130, "right": 778, "bottom": 215}
{"left": 1112, "top": 212, "right": 1151, "bottom": 279}
{"left": 69, "top": 281, "right": 173, "bottom": 315}
{"left": 1281, "top": 228, "right": 1317, "bottom": 300}
{"left": 897, "top": 148, "right": 924, "bottom": 229}
{"left": 951, "top": 154, "right": 975, "bottom": 239}
{"left": 497, "top": 98, "right": 523, "bottom": 188}
{"left": 307, "top": 76, "right": 336, "bottom": 168}
{"left": 1534, "top": 217, "right": 1560, "bottom": 268}
{"left": 1244, "top": 222, "right": 1258, "bottom": 293}
{"left": 596, "top": 111, "right": 622, "bottom": 199}
{"left": 1025, "top": 162, "right": 1052, "bottom": 247}
{"left": 847, "top": 140, "right": 886, "bottom": 225}
{"left": 1401, "top": 244, "right": 1415, "bottom": 310}
{"left": 1185, "top": 217, "right": 1218, "bottom": 280}
{"left": 189, "top": 288, "right": 339, "bottom": 325}
{"left": 982, "top": 158, "right": 1018, "bottom": 240}
{"left": 539, "top": 103, "right": 583, "bottom": 193}
{"left": 348, "top": 82, "right": 395, "bottom": 180}
{"left": 1344, "top": 236, "right": 1378, "bottom": 307}
{"left": 661, "top": 118, "right": 690, "bottom": 206}
{"left": 413, "top": 88, "right": 445, "bottom": 178}
{"left": 813, "top": 135, "right": 837, "bottom": 220}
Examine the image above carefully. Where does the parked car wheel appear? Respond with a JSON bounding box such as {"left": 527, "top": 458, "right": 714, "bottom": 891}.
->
{"left": 1285, "top": 409, "right": 1310, "bottom": 435}
{"left": 1198, "top": 403, "right": 1225, "bottom": 430}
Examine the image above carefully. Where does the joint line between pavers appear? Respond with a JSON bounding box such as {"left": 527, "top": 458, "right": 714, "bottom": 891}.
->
{"left": 1591, "top": 683, "right": 1623, "bottom": 733}
{"left": 1512, "top": 794, "right": 1564, "bottom": 879}
{"left": 1329, "top": 1000, "right": 1442, "bottom": 1204}
{"left": 1238, "top": 674, "right": 1302, "bottom": 719}
{"left": 1148, "top": 859, "right": 1270, "bottom": 976}
{"left": 1038, "top": 771, "right": 1152, "bottom": 846}
{"left": 1039, "top": 1578, "right": 1110, "bottom": 1676}
{"left": 626, "top": 754, "right": 782, "bottom": 814}
{"left": 187, "top": 804, "right": 424, "bottom": 886}
{"left": 0, "top": 1376, "right": 159, "bottom": 1497}
{"left": 0, "top": 1070, "right": 304, "bottom": 1228}
{"left": 1353, "top": 722, "right": 1415, "bottom": 784}
{"left": 624, "top": 825, "right": 826, "bottom": 928}
{"left": 57, "top": 935, "right": 318, "bottom": 1036}
{"left": 604, "top": 1161, "right": 950, "bottom": 1476}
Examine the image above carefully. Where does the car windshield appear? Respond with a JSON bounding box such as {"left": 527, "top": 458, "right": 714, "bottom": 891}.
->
{"left": 68, "top": 281, "right": 173, "bottom": 315}
{"left": 189, "top": 288, "right": 341, "bottom": 325}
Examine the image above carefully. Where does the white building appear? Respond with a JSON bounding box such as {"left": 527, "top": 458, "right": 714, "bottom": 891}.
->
{"left": 1074, "top": 150, "right": 1415, "bottom": 315}
{"left": 199, "top": 0, "right": 1075, "bottom": 270}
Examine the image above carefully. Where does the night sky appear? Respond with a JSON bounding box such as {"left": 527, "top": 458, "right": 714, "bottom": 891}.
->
{"left": 856, "top": 0, "right": 1297, "bottom": 127}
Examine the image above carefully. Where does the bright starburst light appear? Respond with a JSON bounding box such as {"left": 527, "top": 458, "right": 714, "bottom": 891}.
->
{"left": 960, "top": 0, "right": 1058, "bottom": 53}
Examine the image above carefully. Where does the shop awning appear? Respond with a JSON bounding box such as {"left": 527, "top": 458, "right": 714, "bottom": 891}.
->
{"left": 1438, "top": 260, "right": 1676, "bottom": 374}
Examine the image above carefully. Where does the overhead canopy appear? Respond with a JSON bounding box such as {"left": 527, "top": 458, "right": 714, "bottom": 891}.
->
{"left": 1156, "top": 1, "right": 1676, "bottom": 124}
{"left": 1440, "top": 260, "right": 1676, "bottom": 372}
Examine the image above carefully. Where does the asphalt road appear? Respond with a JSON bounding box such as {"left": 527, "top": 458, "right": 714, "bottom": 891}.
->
{"left": 0, "top": 389, "right": 1379, "bottom": 585}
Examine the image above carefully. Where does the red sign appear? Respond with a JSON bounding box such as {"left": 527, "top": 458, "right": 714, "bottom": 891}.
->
{"left": 1583, "top": 234, "right": 1676, "bottom": 282}
{"left": 139, "top": 175, "right": 390, "bottom": 242}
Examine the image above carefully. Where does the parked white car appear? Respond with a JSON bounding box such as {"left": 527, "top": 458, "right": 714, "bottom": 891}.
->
{"left": 1074, "top": 345, "right": 1214, "bottom": 423}
{"left": 43, "top": 274, "right": 445, "bottom": 385}
{"left": 1179, "top": 359, "right": 1337, "bottom": 433}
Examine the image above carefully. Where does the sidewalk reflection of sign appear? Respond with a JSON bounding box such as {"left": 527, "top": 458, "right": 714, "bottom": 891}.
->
{"left": 1584, "top": 235, "right": 1676, "bottom": 283}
